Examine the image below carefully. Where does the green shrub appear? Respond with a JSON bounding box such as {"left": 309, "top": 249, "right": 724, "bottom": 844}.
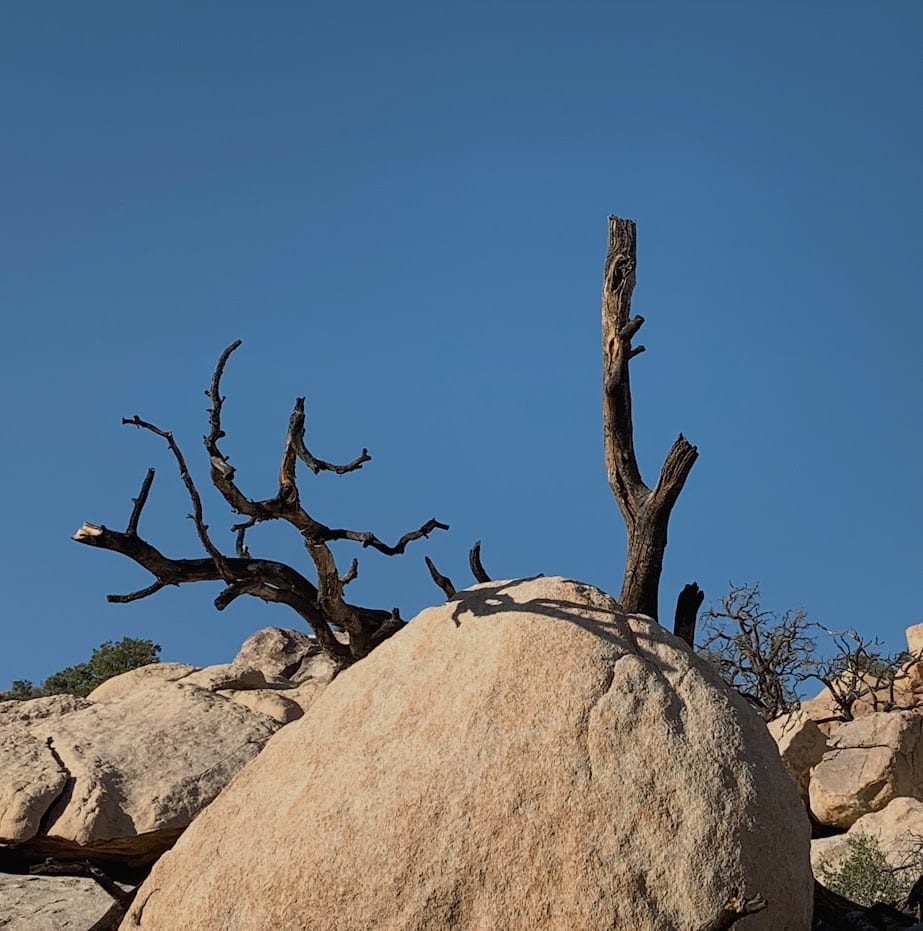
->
{"left": 817, "top": 833, "right": 908, "bottom": 907}
{"left": 1, "top": 637, "right": 161, "bottom": 700}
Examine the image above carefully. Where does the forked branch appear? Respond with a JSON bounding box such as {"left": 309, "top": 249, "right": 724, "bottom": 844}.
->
{"left": 75, "top": 341, "right": 448, "bottom": 666}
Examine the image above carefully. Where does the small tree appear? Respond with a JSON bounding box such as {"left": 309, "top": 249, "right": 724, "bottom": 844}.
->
{"left": 817, "top": 834, "right": 917, "bottom": 908}
{"left": 698, "top": 584, "right": 918, "bottom": 723}
{"left": 698, "top": 583, "right": 816, "bottom": 720}
{"left": 1, "top": 637, "right": 161, "bottom": 700}
{"left": 809, "top": 627, "right": 914, "bottom": 722}
{"left": 1, "top": 680, "right": 41, "bottom": 701}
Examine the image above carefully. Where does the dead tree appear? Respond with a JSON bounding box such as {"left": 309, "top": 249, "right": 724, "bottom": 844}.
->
{"left": 73, "top": 340, "right": 448, "bottom": 667}
{"left": 602, "top": 216, "right": 698, "bottom": 621}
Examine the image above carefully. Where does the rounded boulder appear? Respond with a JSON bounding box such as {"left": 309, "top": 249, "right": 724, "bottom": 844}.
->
{"left": 122, "top": 577, "right": 812, "bottom": 930}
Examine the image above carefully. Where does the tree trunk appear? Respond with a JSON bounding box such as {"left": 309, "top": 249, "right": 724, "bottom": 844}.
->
{"left": 602, "top": 216, "right": 698, "bottom": 621}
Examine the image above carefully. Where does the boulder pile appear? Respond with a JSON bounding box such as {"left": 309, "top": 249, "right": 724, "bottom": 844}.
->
{"left": 2, "top": 581, "right": 819, "bottom": 929}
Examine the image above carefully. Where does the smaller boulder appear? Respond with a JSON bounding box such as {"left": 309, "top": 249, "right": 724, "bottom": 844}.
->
{"left": 809, "top": 711, "right": 923, "bottom": 828}
{"left": 217, "top": 689, "right": 304, "bottom": 724}
{"left": 2, "top": 680, "right": 280, "bottom": 865}
{"left": 907, "top": 624, "right": 923, "bottom": 658}
{"left": 0, "top": 728, "right": 68, "bottom": 843}
{"left": 811, "top": 796, "right": 923, "bottom": 876}
{"left": 180, "top": 663, "right": 293, "bottom": 691}
{"left": 232, "top": 627, "right": 324, "bottom": 680}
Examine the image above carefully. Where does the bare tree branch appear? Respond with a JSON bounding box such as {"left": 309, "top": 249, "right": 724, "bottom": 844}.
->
{"left": 108, "top": 580, "right": 167, "bottom": 604}
{"left": 122, "top": 415, "right": 233, "bottom": 583}
{"left": 673, "top": 581, "right": 704, "bottom": 648}
{"left": 126, "top": 468, "right": 155, "bottom": 536}
{"left": 468, "top": 540, "right": 492, "bottom": 584}
{"left": 288, "top": 397, "right": 372, "bottom": 475}
{"left": 425, "top": 556, "right": 457, "bottom": 599}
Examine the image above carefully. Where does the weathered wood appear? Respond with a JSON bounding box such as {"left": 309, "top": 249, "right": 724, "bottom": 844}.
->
{"left": 602, "top": 216, "right": 698, "bottom": 620}
{"left": 674, "top": 581, "right": 704, "bottom": 648}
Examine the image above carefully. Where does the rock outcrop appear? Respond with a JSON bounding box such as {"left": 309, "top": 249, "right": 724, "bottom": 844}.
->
{"left": 0, "top": 694, "right": 92, "bottom": 727}
{"left": 1, "top": 681, "right": 279, "bottom": 865}
{"left": 231, "top": 626, "right": 326, "bottom": 681}
{"left": 122, "top": 577, "right": 813, "bottom": 931}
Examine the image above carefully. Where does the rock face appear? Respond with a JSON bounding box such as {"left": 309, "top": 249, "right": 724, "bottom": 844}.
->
{"left": 0, "top": 872, "right": 123, "bottom": 931}
{"left": 809, "top": 711, "right": 923, "bottom": 828}
{"left": 0, "top": 729, "right": 68, "bottom": 842}
{"left": 86, "top": 662, "right": 198, "bottom": 702}
{"left": 179, "top": 663, "right": 293, "bottom": 691}
{"left": 768, "top": 709, "right": 828, "bottom": 804}
{"left": 0, "top": 694, "right": 92, "bottom": 727}
{"left": 0, "top": 681, "right": 280, "bottom": 865}
{"left": 122, "top": 577, "right": 812, "bottom": 931}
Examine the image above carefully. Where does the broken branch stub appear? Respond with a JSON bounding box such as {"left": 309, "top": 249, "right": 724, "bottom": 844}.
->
{"left": 602, "top": 216, "right": 698, "bottom": 621}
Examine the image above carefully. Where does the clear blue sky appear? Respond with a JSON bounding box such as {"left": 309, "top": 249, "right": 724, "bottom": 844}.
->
{"left": 1, "top": 2, "right": 920, "bottom": 688}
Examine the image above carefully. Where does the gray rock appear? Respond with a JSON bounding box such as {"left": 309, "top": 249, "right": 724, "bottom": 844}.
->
{"left": 0, "top": 872, "right": 121, "bottom": 931}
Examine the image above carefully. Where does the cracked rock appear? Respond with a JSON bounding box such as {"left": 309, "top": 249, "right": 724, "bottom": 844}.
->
{"left": 1, "top": 680, "right": 280, "bottom": 866}
{"left": 809, "top": 711, "right": 923, "bottom": 828}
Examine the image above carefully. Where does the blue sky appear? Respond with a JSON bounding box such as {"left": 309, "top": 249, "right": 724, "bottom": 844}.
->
{"left": 1, "top": 2, "right": 920, "bottom": 687}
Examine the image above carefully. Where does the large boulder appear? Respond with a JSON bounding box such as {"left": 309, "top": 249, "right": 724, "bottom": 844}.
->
{"left": 808, "top": 711, "right": 923, "bottom": 828}
{"left": 122, "top": 577, "right": 812, "bottom": 930}
{"left": 0, "top": 681, "right": 280, "bottom": 865}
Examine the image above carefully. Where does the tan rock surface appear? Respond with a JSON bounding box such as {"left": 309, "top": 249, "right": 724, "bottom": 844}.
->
{"left": 808, "top": 711, "right": 923, "bottom": 828}
{"left": 907, "top": 624, "right": 923, "bottom": 657}
{"left": 232, "top": 626, "right": 323, "bottom": 680}
{"left": 216, "top": 688, "right": 304, "bottom": 724}
{"left": 11, "top": 681, "right": 279, "bottom": 864}
{"left": 0, "top": 727, "right": 68, "bottom": 843}
{"left": 180, "top": 663, "right": 292, "bottom": 691}
{"left": 123, "top": 577, "right": 812, "bottom": 931}
{"left": 0, "top": 694, "right": 92, "bottom": 727}
{"left": 87, "top": 662, "right": 198, "bottom": 702}
{"left": 768, "top": 709, "right": 828, "bottom": 803}
{"left": 0, "top": 872, "right": 123, "bottom": 931}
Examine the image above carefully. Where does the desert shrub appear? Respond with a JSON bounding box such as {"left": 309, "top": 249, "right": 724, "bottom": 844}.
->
{"left": 1, "top": 637, "right": 161, "bottom": 700}
{"left": 817, "top": 833, "right": 910, "bottom": 907}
